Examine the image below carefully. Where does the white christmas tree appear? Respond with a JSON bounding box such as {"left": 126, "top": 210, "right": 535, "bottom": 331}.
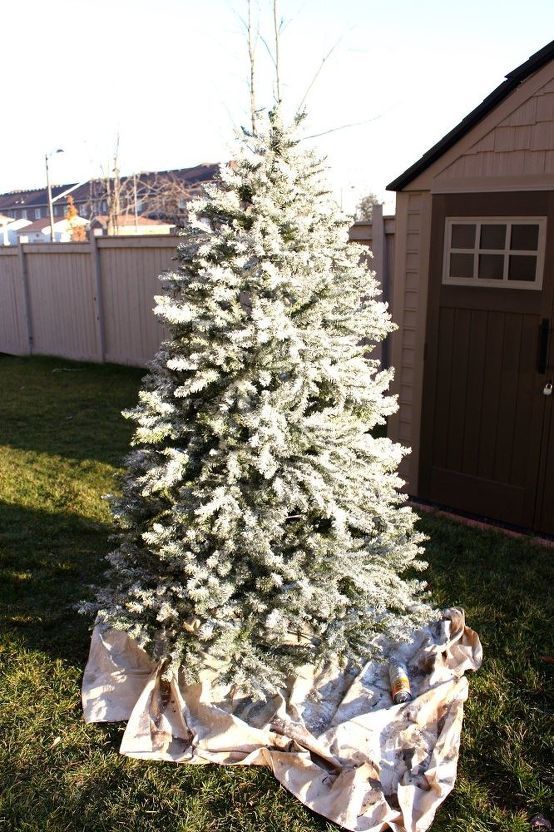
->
{"left": 83, "top": 110, "right": 432, "bottom": 698}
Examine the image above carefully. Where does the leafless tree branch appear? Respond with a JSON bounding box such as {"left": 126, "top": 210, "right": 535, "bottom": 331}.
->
{"left": 139, "top": 171, "right": 203, "bottom": 226}
{"left": 247, "top": 0, "right": 258, "bottom": 133}
{"left": 297, "top": 35, "right": 343, "bottom": 112}
{"left": 302, "top": 113, "right": 383, "bottom": 140}
{"left": 273, "top": 0, "right": 281, "bottom": 102}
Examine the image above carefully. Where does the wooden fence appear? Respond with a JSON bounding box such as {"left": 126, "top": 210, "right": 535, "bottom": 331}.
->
{"left": 0, "top": 235, "right": 176, "bottom": 366}
{"left": 0, "top": 210, "right": 395, "bottom": 367}
{"left": 349, "top": 205, "right": 396, "bottom": 367}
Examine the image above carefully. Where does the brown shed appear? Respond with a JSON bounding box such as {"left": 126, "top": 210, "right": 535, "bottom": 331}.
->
{"left": 387, "top": 40, "right": 554, "bottom": 535}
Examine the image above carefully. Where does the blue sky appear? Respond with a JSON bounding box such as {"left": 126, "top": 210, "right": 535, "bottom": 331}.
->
{"left": 2, "top": 0, "right": 553, "bottom": 212}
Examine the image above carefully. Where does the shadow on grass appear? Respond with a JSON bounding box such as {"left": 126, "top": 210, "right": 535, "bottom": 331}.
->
{"left": 0, "top": 499, "right": 111, "bottom": 665}
{"left": 1, "top": 357, "right": 553, "bottom": 830}
{"left": 0, "top": 355, "right": 143, "bottom": 466}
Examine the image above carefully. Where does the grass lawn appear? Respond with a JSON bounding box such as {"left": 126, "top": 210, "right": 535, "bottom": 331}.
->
{"left": 0, "top": 355, "right": 552, "bottom": 832}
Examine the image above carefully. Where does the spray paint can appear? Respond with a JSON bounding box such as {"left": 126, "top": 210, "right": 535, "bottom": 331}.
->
{"left": 389, "top": 660, "right": 412, "bottom": 704}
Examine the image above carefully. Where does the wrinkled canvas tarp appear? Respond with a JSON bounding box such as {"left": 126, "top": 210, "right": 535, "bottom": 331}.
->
{"left": 82, "top": 608, "right": 482, "bottom": 832}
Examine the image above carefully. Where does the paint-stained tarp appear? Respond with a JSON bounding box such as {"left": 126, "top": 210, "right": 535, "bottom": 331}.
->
{"left": 82, "top": 608, "right": 481, "bottom": 832}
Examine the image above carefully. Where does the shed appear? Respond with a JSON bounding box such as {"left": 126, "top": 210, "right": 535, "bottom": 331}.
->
{"left": 387, "top": 40, "right": 554, "bottom": 535}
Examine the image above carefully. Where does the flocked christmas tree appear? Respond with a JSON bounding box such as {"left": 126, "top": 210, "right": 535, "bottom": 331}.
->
{"left": 82, "top": 109, "right": 433, "bottom": 698}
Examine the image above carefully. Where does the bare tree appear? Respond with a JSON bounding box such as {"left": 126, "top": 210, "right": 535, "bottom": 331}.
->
{"left": 80, "top": 136, "right": 140, "bottom": 233}
{"left": 85, "top": 171, "right": 199, "bottom": 233}
{"left": 259, "top": 0, "right": 283, "bottom": 105}
{"left": 83, "top": 139, "right": 144, "bottom": 235}
{"left": 100, "top": 136, "right": 139, "bottom": 234}
{"left": 355, "top": 192, "right": 380, "bottom": 222}
{"left": 84, "top": 132, "right": 221, "bottom": 234}
{"left": 273, "top": 0, "right": 281, "bottom": 102}
{"left": 139, "top": 171, "right": 204, "bottom": 227}
{"left": 247, "top": 0, "right": 258, "bottom": 134}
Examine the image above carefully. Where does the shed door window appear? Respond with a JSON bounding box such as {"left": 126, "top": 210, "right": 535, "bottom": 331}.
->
{"left": 443, "top": 217, "right": 546, "bottom": 290}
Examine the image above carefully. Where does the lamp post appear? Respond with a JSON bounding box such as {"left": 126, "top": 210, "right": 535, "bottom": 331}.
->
{"left": 45, "top": 148, "right": 64, "bottom": 242}
{"left": 339, "top": 183, "right": 356, "bottom": 212}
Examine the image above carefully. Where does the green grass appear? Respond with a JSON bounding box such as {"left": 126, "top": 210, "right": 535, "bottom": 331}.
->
{"left": 0, "top": 355, "right": 552, "bottom": 832}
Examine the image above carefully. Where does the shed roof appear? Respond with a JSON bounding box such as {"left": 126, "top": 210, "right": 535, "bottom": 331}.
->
{"left": 387, "top": 40, "right": 554, "bottom": 192}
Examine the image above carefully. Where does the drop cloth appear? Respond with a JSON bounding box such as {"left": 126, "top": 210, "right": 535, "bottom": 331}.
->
{"left": 82, "top": 608, "right": 481, "bottom": 831}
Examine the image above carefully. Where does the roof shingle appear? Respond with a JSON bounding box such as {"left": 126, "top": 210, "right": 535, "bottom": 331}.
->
{"left": 387, "top": 40, "right": 554, "bottom": 191}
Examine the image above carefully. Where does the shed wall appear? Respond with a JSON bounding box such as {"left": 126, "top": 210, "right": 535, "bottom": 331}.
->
{"left": 389, "top": 58, "right": 554, "bottom": 497}
{"left": 440, "top": 75, "right": 554, "bottom": 182}
{"left": 405, "top": 61, "right": 554, "bottom": 193}
{"left": 388, "top": 191, "right": 432, "bottom": 492}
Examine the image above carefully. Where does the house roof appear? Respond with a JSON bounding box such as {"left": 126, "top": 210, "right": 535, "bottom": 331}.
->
{"left": 0, "top": 163, "right": 221, "bottom": 211}
{"left": 3, "top": 218, "right": 32, "bottom": 231}
{"left": 387, "top": 40, "right": 554, "bottom": 191}
{"left": 17, "top": 217, "right": 52, "bottom": 233}
{"left": 0, "top": 185, "right": 71, "bottom": 212}
{"left": 19, "top": 216, "right": 87, "bottom": 234}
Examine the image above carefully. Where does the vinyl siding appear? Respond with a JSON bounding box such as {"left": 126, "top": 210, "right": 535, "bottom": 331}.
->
{"left": 388, "top": 191, "right": 432, "bottom": 491}
{"left": 439, "top": 75, "right": 554, "bottom": 181}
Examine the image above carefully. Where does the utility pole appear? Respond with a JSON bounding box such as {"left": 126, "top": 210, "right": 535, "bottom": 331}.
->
{"left": 46, "top": 154, "right": 54, "bottom": 242}
{"left": 134, "top": 173, "right": 138, "bottom": 233}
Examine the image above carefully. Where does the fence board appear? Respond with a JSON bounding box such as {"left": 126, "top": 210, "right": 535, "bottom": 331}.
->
{"left": 349, "top": 213, "right": 396, "bottom": 367}
{"left": 99, "top": 240, "right": 174, "bottom": 366}
{"left": 25, "top": 248, "right": 98, "bottom": 361}
{"left": 0, "top": 249, "right": 29, "bottom": 355}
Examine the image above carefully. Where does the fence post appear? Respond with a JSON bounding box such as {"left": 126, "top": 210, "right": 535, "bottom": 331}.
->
{"left": 17, "top": 241, "right": 33, "bottom": 355}
{"left": 90, "top": 233, "right": 106, "bottom": 362}
{"left": 370, "top": 204, "right": 391, "bottom": 368}
{"left": 371, "top": 203, "right": 385, "bottom": 295}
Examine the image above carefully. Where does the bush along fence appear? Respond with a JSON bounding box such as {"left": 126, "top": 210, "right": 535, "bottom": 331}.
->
{"left": 0, "top": 208, "right": 394, "bottom": 368}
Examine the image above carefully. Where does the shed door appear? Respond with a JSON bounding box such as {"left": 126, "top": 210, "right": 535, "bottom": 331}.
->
{"left": 535, "top": 329, "right": 554, "bottom": 535}
{"left": 419, "top": 192, "right": 554, "bottom": 534}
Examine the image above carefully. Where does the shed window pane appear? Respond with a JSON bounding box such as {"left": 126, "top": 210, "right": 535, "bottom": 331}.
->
{"left": 480, "top": 224, "right": 506, "bottom": 250}
{"left": 451, "top": 223, "right": 475, "bottom": 249}
{"left": 510, "top": 224, "right": 539, "bottom": 251}
{"left": 449, "top": 252, "right": 474, "bottom": 278}
{"left": 508, "top": 255, "right": 536, "bottom": 282}
{"left": 444, "top": 217, "right": 545, "bottom": 289}
{"left": 478, "top": 254, "right": 504, "bottom": 279}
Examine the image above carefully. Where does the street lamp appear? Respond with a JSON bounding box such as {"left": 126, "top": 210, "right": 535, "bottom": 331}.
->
{"left": 45, "top": 148, "right": 64, "bottom": 242}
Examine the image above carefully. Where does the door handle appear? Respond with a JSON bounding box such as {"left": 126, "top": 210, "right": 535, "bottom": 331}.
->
{"left": 538, "top": 318, "right": 550, "bottom": 374}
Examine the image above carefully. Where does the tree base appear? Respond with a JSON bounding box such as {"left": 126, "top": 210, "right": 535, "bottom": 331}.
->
{"left": 82, "top": 609, "right": 481, "bottom": 832}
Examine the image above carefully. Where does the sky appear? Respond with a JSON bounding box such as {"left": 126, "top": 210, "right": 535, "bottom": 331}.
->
{"left": 1, "top": 0, "right": 553, "bottom": 214}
